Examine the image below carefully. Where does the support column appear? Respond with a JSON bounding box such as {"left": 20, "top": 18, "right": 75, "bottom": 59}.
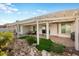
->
{"left": 75, "top": 17, "right": 79, "bottom": 50}
{"left": 20, "top": 25, "right": 23, "bottom": 35}
{"left": 46, "top": 22, "right": 49, "bottom": 39}
{"left": 36, "top": 20, "right": 39, "bottom": 45}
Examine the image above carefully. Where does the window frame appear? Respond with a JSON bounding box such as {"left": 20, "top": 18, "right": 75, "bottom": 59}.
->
{"left": 61, "top": 23, "right": 72, "bottom": 35}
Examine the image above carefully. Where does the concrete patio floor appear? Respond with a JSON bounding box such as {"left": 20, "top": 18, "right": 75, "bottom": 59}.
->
{"left": 50, "top": 36, "right": 74, "bottom": 47}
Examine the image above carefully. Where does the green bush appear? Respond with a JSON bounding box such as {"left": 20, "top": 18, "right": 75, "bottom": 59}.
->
{"left": 26, "top": 36, "right": 37, "bottom": 45}
{"left": 36, "top": 38, "right": 65, "bottom": 53}
{"left": 36, "top": 38, "right": 53, "bottom": 52}
{"left": 51, "top": 43, "right": 65, "bottom": 53}
{"left": 19, "top": 35, "right": 27, "bottom": 39}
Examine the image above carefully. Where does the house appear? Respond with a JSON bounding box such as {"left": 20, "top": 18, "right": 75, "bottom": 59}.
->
{"left": 0, "top": 25, "right": 9, "bottom": 32}
{"left": 6, "top": 9, "right": 79, "bottom": 50}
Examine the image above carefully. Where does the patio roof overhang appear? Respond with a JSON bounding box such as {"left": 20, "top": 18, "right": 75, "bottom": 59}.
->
{"left": 17, "top": 16, "right": 76, "bottom": 26}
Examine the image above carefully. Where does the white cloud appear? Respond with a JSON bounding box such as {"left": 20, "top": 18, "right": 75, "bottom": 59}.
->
{"left": 17, "top": 12, "right": 22, "bottom": 14}
{"left": 0, "top": 3, "right": 18, "bottom": 14}
{"left": 5, "top": 3, "right": 12, "bottom": 6}
{"left": 0, "top": 19, "right": 13, "bottom": 25}
{"left": 36, "top": 9, "right": 48, "bottom": 13}
{"left": 32, "top": 9, "right": 48, "bottom": 15}
{"left": 32, "top": 12, "right": 37, "bottom": 15}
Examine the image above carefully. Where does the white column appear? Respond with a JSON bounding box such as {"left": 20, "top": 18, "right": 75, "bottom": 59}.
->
{"left": 46, "top": 22, "right": 49, "bottom": 39}
{"left": 20, "top": 25, "right": 23, "bottom": 34}
{"left": 75, "top": 17, "right": 79, "bottom": 50}
{"left": 36, "top": 20, "right": 39, "bottom": 45}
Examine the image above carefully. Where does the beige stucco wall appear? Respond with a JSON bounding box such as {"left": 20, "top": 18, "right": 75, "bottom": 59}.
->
{"left": 50, "top": 23, "right": 57, "bottom": 35}
{"left": 23, "top": 25, "right": 38, "bottom": 34}
{"left": 23, "top": 25, "right": 32, "bottom": 34}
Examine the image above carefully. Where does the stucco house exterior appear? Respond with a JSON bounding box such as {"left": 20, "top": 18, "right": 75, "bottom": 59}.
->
{"left": 6, "top": 9, "right": 79, "bottom": 50}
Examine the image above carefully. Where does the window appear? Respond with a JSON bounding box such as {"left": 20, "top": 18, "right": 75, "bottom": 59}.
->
{"left": 61, "top": 23, "right": 71, "bottom": 34}
{"left": 42, "top": 26, "right": 46, "bottom": 34}
{"left": 33, "top": 26, "right": 36, "bottom": 31}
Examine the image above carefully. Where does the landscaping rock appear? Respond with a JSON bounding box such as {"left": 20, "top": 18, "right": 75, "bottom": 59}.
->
{"left": 10, "top": 39, "right": 42, "bottom": 56}
{"left": 72, "top": 54, "right": 78, "bottom": 56}
{"left": 67, "top": 53, "right": 71, "bottom": 56}
{"left": 42, "top": 50, "right": 51, "bottom": 56}
{"left": 28, "top": 47, "right": 42, "bottom": 56}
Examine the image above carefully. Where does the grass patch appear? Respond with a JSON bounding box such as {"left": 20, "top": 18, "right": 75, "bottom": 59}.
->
{"left": 36, "top": 38, "right": 53, "bottom": 52}
{"left": 36, "top": 38, "right": 65, "bottom": 53}
{"left": 51, "top": 43, "right": 65, "bottom": 53}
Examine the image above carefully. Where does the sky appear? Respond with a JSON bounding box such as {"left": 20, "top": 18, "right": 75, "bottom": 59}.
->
{"left": 0, "top": 3, "right": 79, "bottom": 25}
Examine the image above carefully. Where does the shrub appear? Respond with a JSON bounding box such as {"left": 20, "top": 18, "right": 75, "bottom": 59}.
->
{"left": 23, "top": 35, "right": 37, "bottom": 45}
{"left": 0, "top": 32, "right": 14, "bottom": 56}
{"left": 51, "top": 43, "right": 65, "bottom": 53}
{"left": 36, "top": 38, "right": 53, "bottom": 52}
{"left": 19, "top": 35, "right": 27, "bottom": 39}
{"left": 0, "top": 49, "right": 7, "bottom": 56}
{"left": 0, "top": 32, "right": 14, "bottom": 48}
{"left": 36, "top": 38, "right": 65, "bottom": 53}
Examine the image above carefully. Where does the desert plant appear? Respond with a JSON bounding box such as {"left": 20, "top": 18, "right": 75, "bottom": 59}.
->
{"left": 0, "top": 32, "right": 14, "bottom": 48}
{"left": 0, "top": 32, "right": 14, "bottom": 56}
{"left": 0, "top": 49, "right": 7, "bottom": 56}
